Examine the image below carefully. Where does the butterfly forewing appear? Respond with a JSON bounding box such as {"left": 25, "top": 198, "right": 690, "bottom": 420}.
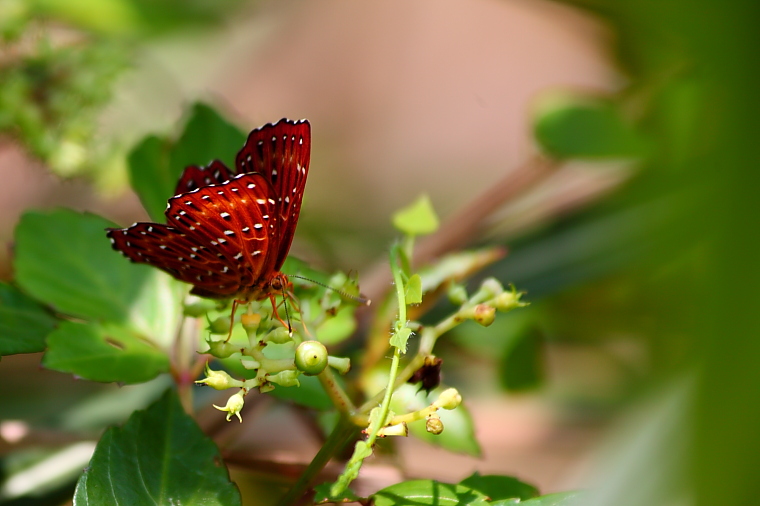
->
{"left": 235, "top": 119, "right": 311, "bottom": 269}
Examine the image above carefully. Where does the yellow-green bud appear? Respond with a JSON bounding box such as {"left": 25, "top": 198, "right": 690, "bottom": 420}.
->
{"left": 434, "top": 388, "right": 462, "bottom": 410}
{"left": 195, "top": 364, "right": 244, "bottom": 390}
{"left": 267, "top": 369, "right": 301, "bottom": 388}
{"left": 183, "top": 298, "right": 217, "bottom": 317}
{"left": 473, "top": 304, "right": 496, "bottom": 327}
{"left": 447, "top": 283, "right": 468, "bottom": 306}
{"left": 265, "top": 326, "right": 293, "bottom": 344}
{"left": 204, "top": 338, "right": 239, "bottom": 359}
{"left": 213, "top": 389, "right": 246, "bottom": 422}
{"left": 207, "top": 316, "right": 232, "bottom": 335}
{"left": 295, "top": 341, "right": 329, "bottom": 376}
{"left": 377, "top": 423, "right": 408, "bottom": 437}
{"left": 328, "top": 356, "right": 351, "bottom": 375}
{"left": 480, "top": 277, "right": 504, "bottom": 298}
{"left": 259, "top": 382, "right": 275, "bottom": 394}
{"left": 492, "top": 287, "right": 527, "bottom": 311}
{"left": 241, "top": 312, "right": 261, "bottom": 333}
{"left": 426, "top": 415, "right": 444, "bottom": 435}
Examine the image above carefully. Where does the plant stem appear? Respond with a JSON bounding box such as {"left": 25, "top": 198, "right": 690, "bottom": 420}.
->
{"left": 275, "top": 416, "right": 359, "bottom": 506}
{"left": 317, "top": 367, "right": 356, "bottom": 417}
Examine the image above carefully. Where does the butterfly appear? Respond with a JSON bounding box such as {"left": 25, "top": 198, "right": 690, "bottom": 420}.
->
{"left": 107, "top": 118, "right": 311, "bottom": 321}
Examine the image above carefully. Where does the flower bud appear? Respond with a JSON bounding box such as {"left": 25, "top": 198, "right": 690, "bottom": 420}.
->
{"left": 267, "top": 369, "right": 301, "bottom": 388}
{"left": 265, "top": 326, "right": 293, "bottom": 345}
{"left": 203, "top": 338, "right": 239, "bottom": 359}
{"left": 213, "top": 389, "right": 246, "bottom": 422}
{"left": 377, "top": 423, "right": 408, "bottom": 437}
{"left": 195, "top": 364, "right": 244, "bottom": 390}
{"left": 447, "top": 283, "right": 468, "bottom": 306}
{"left": 294, "top": 341, "right": 329, "bottom": 376}
{"left": 328, "top": 356, "right": 351, "bottom": 375}
{"left": 492, "top": 287, "right": 527, "bottom": 312}
{"left": 433, "top": 388, "right": 462, "bottom": 410}
{"left": 480, "top": 277, "right": 504, "bottom": 298}
{"left": 241, "top": 313, "right": 261, "bottom": 332}
{"left": 183, "top": 298, "right": 218, "bottom": 317}
{"left": 473, "top": 304, "right": 496, "bottom": 327}
{"left": 426, "top": 415, "right": 444, "bottom": 435}
{"left": 207, "top": 316, "right": 232, "bottom": 335}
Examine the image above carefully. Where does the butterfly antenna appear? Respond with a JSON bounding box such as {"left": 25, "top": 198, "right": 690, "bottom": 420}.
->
{"left": 288, "top": 274, "right": 371, "bottom": 306}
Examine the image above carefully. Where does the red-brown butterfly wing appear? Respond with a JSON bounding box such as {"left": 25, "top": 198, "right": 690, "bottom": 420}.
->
{"left": 235, "top": 119, "right": 310, "bottom": 270}
{"left": 164, "top": 172, "right": 281, "bottom": 295}
{"left": 107, "top": 173, "right": 281, "bottom": 299}
{"left": 174, "top": 159, "right": 235, "bottom": 196}
{"left": 107, "top": 223, "right": 242, "bottom": 297}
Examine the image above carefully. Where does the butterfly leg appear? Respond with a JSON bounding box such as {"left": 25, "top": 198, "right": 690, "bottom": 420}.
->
{"left": 225, "top": 299, "right": 240, "bottom": 343}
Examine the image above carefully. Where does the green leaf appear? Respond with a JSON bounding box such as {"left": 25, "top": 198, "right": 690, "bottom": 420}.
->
{"left": 518, "top": 491, "right": 584, "bottom": 505}
{"left": 373, "top": 480, "right": 489, "bottom": 506}
{"left": 392, "top": 194, "right": 440, "bottom": 236}
{"left": 0, "top": 283, "right": 57, "bottom": 356}
{"left": 13, "top": 210, "right": 184, "bottom": 339}
{"left": 43, "top": 321, "right": 169, "bottom": 383}
{"left": 499, "top": 327, "right": 544, "bottom": 392}
{"left": 534, "top": 93, "right": 648, "bottom": 159}
{"left": 313, "top": 483, "right": 361, "bottom": 504}
{"left": 127, "top": 134, "right": 172, "bottom": 221}
{"left": 316, "top": 305, "right": 357, "bottom": 345}
{"left": 459, "top": 472, "right": 539, "bottom": 502}
{"left": 392, "top": 384, "right": 481, "bottom": 456}
{"left": 14, "top": 210, "right": 151, "bottom": 321}
{"left": 129, "top": 102, "right": 246, "bottom": 221}
{"left": 73, "top": 389, "right": 240, "bottom": 505}
{"left": 390, "top": 327, "right": 412, "bottom": 351}
{"left": 405, "top": 274, "right": 422, "bottom": 305}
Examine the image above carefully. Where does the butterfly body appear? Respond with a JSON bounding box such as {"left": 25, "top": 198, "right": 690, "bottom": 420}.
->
{"left": 107, "top": 119, "right": 311, "bottom": 305}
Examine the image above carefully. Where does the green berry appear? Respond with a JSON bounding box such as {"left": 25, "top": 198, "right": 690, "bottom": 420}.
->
{"left": 294, "top": 341, "right": 328, "bottom": 376}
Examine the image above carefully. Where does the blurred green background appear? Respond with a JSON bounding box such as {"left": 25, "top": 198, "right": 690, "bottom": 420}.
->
{"left": 1, "top": 0, "right": 758, "bottom": 504}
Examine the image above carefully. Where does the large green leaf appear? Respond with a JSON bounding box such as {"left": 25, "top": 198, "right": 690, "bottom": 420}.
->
{"left": 533, "top": 94, "right": 648, "bottom": 159}
{"left": 372, "top": 480, "right": 489, "bottom": 506}
{"left": 499, "top": 327, "right": 544, "bottom": 392}
{"left": 129, "top": 102, "right": 246, "bottom": 221}
{"left": 516, "top": 491, "right": 584, "bottom": 505}
{"left": 126, "top": 134, "right": 172, "bottom": 221}
{"left": 14, "top": 210, "right": 185, "bottom": 341}
{"left": 14, "top": 210, "right": 150, "bottom": 322}
{"left": 73, "top": 389, "right": 240, "bottom": 505}
{"left": 459, "top": 472, "right": 539, "bottom": 502}
{"left": 0, "top": 282, "right": 57, "bottom": 356}
{"left": 43, "top": 321, "right": 169, "bottom": 384}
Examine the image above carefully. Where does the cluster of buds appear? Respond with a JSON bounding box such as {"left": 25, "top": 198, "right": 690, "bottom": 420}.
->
{"left": 196, "top": 313, "right": 351, "bottom": 422}
{"left": 370, "top": 387, "right": 463, "bottom": 438}
{"left": 449, "top": 278, "right": 527, "bottom": 328}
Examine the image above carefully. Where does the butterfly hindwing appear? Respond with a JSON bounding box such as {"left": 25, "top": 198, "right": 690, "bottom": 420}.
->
{"left": 106, "top": 223, "right": 243, "bottom": 296}
{"left": 174, "top": 160, "right": 235, "bottom": 196}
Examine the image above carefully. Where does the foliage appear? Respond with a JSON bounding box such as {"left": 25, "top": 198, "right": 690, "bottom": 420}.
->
{"left": 2, "top": 0, "right": 759, "bottom": 504}
{"left": 0, "top": 104, "right": 542, "bottom": 505}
